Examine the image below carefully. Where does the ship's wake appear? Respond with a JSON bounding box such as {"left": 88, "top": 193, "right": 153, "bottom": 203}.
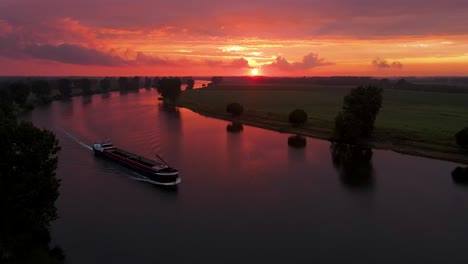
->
{"left": 60, "top": 129, "right": 93, "bottom": 151}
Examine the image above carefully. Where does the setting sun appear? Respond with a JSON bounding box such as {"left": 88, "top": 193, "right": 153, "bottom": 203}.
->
{"left": 251, "top": 68, "right": 260, "bottom": 76}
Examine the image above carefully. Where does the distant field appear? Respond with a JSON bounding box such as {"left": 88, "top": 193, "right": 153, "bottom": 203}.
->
{"left": 180, "top": 84, "right": 468, "bottom": 150}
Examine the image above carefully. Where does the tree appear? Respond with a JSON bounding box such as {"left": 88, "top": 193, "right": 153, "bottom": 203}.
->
{"left": 9, "top": 81, "right": 30, "bottom": 106}
{"left": 58, "top": 78, "right": 72, "bottom": 98}
{"left": 118, "top": 77, "right": 129, "bottom": 91}
{"left": 226, "top": 102, "right": 244, "bottom": 116}
{"left": 131, "top": 76, "right": 140, "bottom": 90}
{"left": 334, "top": 86, "right": 383, "bottom": 141}
{"left": 211, "top": 76, "right": 223, "bottom": 86}
{"left": 0, "top": 88, "right": 14, "bottom": 120}
{"left": 186, "top": 78, "right": 195, "bottom": 90}
{"left": 31, "top": 79, "right": 51, "bottom": 104}
{"left": 144, "top": 77, "right": 152, "bottom": 88}
{"left": 79, "top": 78, "right": 92, "bottom": 95}
{"left": 158, "top": 77, "right": 181, "bottom": 102}
{"left": 152, "top": 77, "right": 160, "bottom": 89}
{"left": 0, "top": 108, "right": 62, "bottom": 262}
{"left": 288, "top": 109, "right": 308, "bottom": 126}
{"left": 99, "top": 78, "right": 111, "bottom": 92}
{"left": 455, "top": 127, "right": 468, "bottom": 148}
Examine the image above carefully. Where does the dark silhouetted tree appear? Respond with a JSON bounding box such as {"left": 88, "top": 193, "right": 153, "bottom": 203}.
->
{"left": 144, "top": 77, "right": 152, "bottom": 88}
{"left": 334, "top": 86, "right": 383, "bottom": 141}
{"left": 9, "top": 81, "right": 30, "bottom": 106}
{"left": 31, "top": 79, "right": 51, "bottom": 104}
{"left": 455, "top": 127, "right": 468, "bottom": 148}
{"left": 131, "top": 76, "right": 140, "bottom": 90}
{"left": 118, "top": 77, "right": 129, "bottom": 91}
{"left": 288, "top": 109, "right": 308, "bottom": 126}
{"left": 0, "top": 107, "right": 63, "bottom": 262}
{"left": 211, "top": 76, "right": 223, "bottom": 86}
{"left": 79, "top": 78, "right": 92, "bottom": 95}
{"left": 99, "top": 78, "right": 111, "bottom": 92}
{"left": 58, "top": 78, "right": 72, "bottom": 98}
{"left": 0, "top": 88, "right": 14, "bottom": 119}
{"left": 186, "top": 78, "right": 195, "bottom": 90}
{"left": 158, "top": 77, "right": 181, "bottom": 102}
{"left": 226, "top": 102, "right": 244, "bottom": 116}
{"left": 152, "top": 77, "right": 160, "bottom": 89}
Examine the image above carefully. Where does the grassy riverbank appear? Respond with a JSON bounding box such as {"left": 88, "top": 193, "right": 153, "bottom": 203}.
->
{"left": 177, "top": 84, "right": 468, "bottom": 164}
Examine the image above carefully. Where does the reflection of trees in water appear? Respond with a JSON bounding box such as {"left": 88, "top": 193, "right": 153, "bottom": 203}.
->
{"left": 331, "top": 143, "right": 375, "bottom": 190}
{"left": 288, "top": 140, "right": 306, "bottom": 165}
{"left": 158, "top": 103, "right": 181, "bottom": 119}
{"left": 288, "top": 135, "right": 306, "bottom": 148}
{"left": 226, "top": 126, "right": 243, "bottom": 173}
{"left": 226, "top": 122, "right": 243, "bottom": 133}
{"left": 452, "top": 167, "right": 468, "bottom": 185}
{"left": 101, "top": 92, "right": 110, "bottom": 99}
{"left": 82, "top": 95, "right": 92, "bottom": 104}
{"left": 156, "top": 103, "right": 182, "bottom": 161}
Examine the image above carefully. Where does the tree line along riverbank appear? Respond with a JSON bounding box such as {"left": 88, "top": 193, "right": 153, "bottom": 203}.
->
{"left": 175, "top": 82, "right": 468, "bottom": 165}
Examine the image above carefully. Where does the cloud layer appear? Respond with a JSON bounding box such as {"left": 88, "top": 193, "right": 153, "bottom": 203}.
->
{"left": 0, "top": 1, "right": 468, "bottom": 75}
{"left": 372, "top": 58, "right": 404, "bottom": 69}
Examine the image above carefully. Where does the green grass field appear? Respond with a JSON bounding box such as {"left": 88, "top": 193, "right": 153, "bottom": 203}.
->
{"left": 180, "top": 85, "right": 468, "bottom": 152}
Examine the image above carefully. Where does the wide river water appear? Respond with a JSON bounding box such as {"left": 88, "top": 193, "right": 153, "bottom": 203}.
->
{"left": 22, "top": 88, "right": 468, "bottom": 264}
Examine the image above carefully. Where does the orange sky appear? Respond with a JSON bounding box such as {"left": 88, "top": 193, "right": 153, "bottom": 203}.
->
{"left": 1, "top": 0, "right": 468, "bottom": 76}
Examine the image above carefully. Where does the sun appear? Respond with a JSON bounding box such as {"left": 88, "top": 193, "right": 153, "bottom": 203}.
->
{"left": 250, "top": 68, "right": 260, "bottom": 76}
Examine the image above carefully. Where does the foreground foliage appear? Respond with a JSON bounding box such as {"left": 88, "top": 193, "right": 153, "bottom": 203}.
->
{"left": 0, "top": 99, "right": 63, "bottom": 263}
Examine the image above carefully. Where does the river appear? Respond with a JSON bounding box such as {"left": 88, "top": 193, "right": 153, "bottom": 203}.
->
{"left": 22, "top": 88, "right": 468, "bottom": 264}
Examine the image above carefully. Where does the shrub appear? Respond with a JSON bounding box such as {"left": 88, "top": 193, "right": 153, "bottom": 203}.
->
{"left": 455, "top": 127, "right": 468, "bottom": 148}
{"left": 226, "top": 103, "right": 244, "bottom": 116}
{"left": 288, "top": 109, "right": 308, "bottom": 125}
{"left": 288, "top": 135, "right": 307, "bottom": 148}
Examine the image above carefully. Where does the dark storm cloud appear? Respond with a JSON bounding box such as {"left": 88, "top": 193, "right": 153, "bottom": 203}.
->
{"left": 23, "top": 44, "right": 126, "bottom": 66}
{"left": 1, "top": 0, "right": 467, "bottom": 38}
